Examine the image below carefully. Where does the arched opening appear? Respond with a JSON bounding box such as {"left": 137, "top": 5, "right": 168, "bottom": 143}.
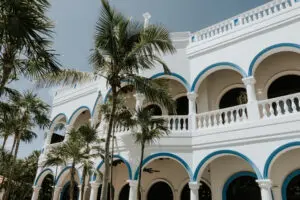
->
{"left": 147, "top": 181, "right": 173, "bottom": 200}
{"left": 72, "top": 109, "right": 91, "bottom": 130}
{"left": 225, "top": 175, "right": 261, "bottom": 200}
{"left": 39, "top": 174, "right": 54, "bottom": 200}
{"left": 219, "top": 88, "right": 247, "bottom": 109}
{"left": 180, "top": 181, "right": 212, "bottom": 200}
{"left": 268, "top": 75, "right": 300, "bottom": 98}
{"left": 175, "top": 96, "right": 189, "bottom": 115}
{"left": 50, "top": 123, "right": 66, "bottom": 144}
{"left": 144, "top": 104, "right": 162, "bottom": 116}
{"left": 285, "top": 172, "right": 300, "bottom": 200}
{"left": 119, "top": 183, "right": 130, "bottom": 200}
{"left": 60, "top": 182, "right": 79, "bottom": 200}
{"left": 97, "top": 183, "right": 113, "bottom": 200}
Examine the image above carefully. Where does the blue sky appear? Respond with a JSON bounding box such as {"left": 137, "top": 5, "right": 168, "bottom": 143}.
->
{"left": 13, "top": 0, "right": 267, "bottom": 157}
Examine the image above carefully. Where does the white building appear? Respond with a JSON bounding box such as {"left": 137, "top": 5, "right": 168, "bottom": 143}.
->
{"left": 32, "top": 0, "right": 300, "bottom": 200}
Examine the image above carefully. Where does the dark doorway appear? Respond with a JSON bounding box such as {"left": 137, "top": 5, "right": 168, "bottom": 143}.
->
{"left": 97, "top": 183, "right": 113, "bottom": 200}
{"left": 60, "top": 182, "right": 79, "bottom": 200}
{"left": 175, "top": 96, "right": 189, "bottom": 115}
{"left": 119, "top": 184, "right": 130, "bottom": 200}
{"left": 180, "top": 181, "right": 212, "bottom": 200}
{"left": 50, "top": 123, "right": 66, "bottom": 144}
{"left": 226, "top": 176, "right": 261, "bottom": 200}
{"left": 219, "top": 88, "right": 247, "bottom": 109}
{"left": 147, "top": 181, "right": 173, "bottom": 200}
{"left": 39, "top": 174, "right": 54, "bottom": 200}
{"left": 268, "top": 75, "right": 300, "bottom": 98}
{"left": 144, "top": 104, "right": 162, "bottom": 116}
{"left": 286, "top": 174, "right": 300, "bottom": 200}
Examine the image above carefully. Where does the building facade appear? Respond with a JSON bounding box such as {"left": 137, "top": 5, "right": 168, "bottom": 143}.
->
{"left": 32, "top": 0, "right": 300, "bottom": 200}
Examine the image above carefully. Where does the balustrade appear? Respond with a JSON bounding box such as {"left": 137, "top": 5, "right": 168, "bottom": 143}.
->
{"left": 190, "top": 0, "right": 295, "bottom": 43}
{"left": 258, "top": 93, "right": 300, "bottom": 119}
{"left": 160, "top": 115, "right": 189, "bottom": 132}
{"left": 196, "top": 104, "right": 248, "bottom": 129}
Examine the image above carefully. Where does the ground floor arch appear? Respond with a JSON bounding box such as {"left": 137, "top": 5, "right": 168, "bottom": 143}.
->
{"left": 282, "top": 169, "right": 300, "bottom": 200}
{"left": 60, "top": 181, "right": 79, "bottom": 200}
{"left": 147, "top": 180, "right": 173, "bottom": 200}
{"left": 180, "top": 180, "right": 212, "bottom": 200}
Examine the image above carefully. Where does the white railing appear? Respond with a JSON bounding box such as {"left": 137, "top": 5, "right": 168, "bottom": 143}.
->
{"left": 160, "top": 115, "right": 189, "bottom": 132}
{"left": 196, "top": 104, "right": 248, "bottom": 129}
{"left": 259, "top": 92, "right": 300, "bottom": 119}
{"left": 113, "top": 124, "right": 130, "bottom": 134}
{"left": 190, "top": 0, "right": 296, "bottom": 43}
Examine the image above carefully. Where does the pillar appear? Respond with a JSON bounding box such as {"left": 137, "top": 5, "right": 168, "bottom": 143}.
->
{"left": 53, "top": 186, "right": 62, "bottom": 200}
{"left": 89, "top": 182, "right": 100, "bottom": 200}
{"left": 242, "top": 76, "right": 260, "bottom": 120}
{"left": 31, "top": 186, "right": 41, "bottom": 200}
{"left": 189, "top": 182, "right": 200, "bottom": 200}
{"left": 78, "top": 185, "right": 83, "bottom": 200}
{"left": 256, "top": 179, "right": 273, "bottom": 200}
{"left": 128, "top": 180, "right": 138, "bottom": 200}
{"left": 187, "top": 92, "right": 198, "bottom": 131}
{"left": 143, "top": 12, "right": 151, "bottom": 29}
{"left": 134, "top": 93, "right": 145, "bottom": 111}
{"left": 63, "top": 125, "right": 72, "bottom": 142}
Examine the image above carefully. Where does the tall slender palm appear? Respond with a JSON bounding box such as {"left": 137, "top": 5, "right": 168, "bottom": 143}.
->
{"left": 0, "top": 0, "right": 61, "bottom": 94}
{"left": 38, "top": 1, "right": 175, "bottom": 198}
{"left": 131, "top": 108, "right": 170, "bottom": 200}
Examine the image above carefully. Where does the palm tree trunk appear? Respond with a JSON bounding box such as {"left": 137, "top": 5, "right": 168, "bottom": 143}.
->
{"left": 110, "top": 128, "right": 116, "bottom": 200}
{"left": 10, "top": 134, "right": 17, "bottom": 155}
{"left": 81, "top": 166, "right": 87, "bottom": 200}
{"left": 137, "top": 143, "right": 145, "bottom": 200}
{"left": 70, "top": 161, "right": 76, "bottom": 200}
{"left": 100, "top": 86, "right": 117, "bottom": 200}
{"left": 13, "top": 134, "right": 21, "bottom": 158}
{"left": 1, "top": 135, "right": 8, "bottom": 150}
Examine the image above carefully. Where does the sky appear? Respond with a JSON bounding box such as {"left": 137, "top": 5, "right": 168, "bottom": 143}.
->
{"left": 11, "top": 0, "right": 267, "bottom": 157}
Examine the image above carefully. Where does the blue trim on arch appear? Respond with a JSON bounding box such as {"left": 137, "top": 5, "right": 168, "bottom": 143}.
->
{"left": 222, "top": 171, "right": 257, "bottom": 200}
{"left": 67, "top": 106, "right": 91, "bottom": 125}
{"left": 34, "top": 168, "right": 54, "bottom": 186}
{"left": 150, "top": 72, "right": 191, "bottom": 91}
{"left": 104, "top": 88, "right": 112, "bottom": 103}
{"left": 92, "top": 155, "right": 132, "bottom": 181}
{"left": 55, "top": 166, "right": 81, "bottom": 185}
{"left": 50, "top": 113, "right": 68, "bottom": 129}
{"left": 191, "top": 62, "right": 247, "bottom": 92}
{"left": 91, "top": 92, "right": 102, "bottom": 117}
{"left": 193, "top": 150, "right": 262, "bottom": 181}
{"left": 133, "top": 152, "right": 193, "bottom": 180}
{"left": 249, "top": 43, "right": 300, "bottom": 76}
{"left": 282, "top": 169, "right": 300, "bottom": 200}
{"left": 264, "top": 141, "right": 300, "bottom": 178}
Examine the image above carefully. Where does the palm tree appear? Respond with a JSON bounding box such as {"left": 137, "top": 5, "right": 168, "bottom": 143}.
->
{"left": 131, "top": 108, "right": 170, "bottom": 200}
{"left": 38, "top": 1, "right": 175, "bottom": 199}
{"left": 0, "top": 0, "right": 61, "bottom": 94}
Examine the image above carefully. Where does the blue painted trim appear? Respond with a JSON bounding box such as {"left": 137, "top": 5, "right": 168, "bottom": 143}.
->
{"left": 133, "top": 152, "right": 193, "bottom": 180}
{"left": 50, "top": 113, "right": 68, "bottom": 130}
{"left": 191, "top": 62, "right": 247, "bottom": 92}
{"left": 34, "top": 168, "right": 54, "bottom": 186}
{"left": 92, "top": 155, "right": 132, "bottom": 181}
{"left": 249, "top": 43, "right": 300, "bottom": 76}
{"left": 282, "top": 169, "right": 300, "bottom": 200}
{"left": 150, "top": 72, "right": 191, "bottom": 92}
{"left": 104, "top": 88, "right": 112, "bottom": 103}
{"left": 55, "top": 166, "right": 80, "bottom": 185}
{"left": 264, "top": 141, "right": 300, "bottom": 178}
{"left": 60, "top": 181, "right": 79, "bottom": 200}
{"left": 193, "top": 150, "right": 262, "bottom": 181}
{"left": 222, "top": 171, "right": 257, "bottom": 200}
{"left": 91, "top": 92, "right": 102, "bottom": 117}
{"left": 67, "top": 106, "right": 91, "bottom": 125}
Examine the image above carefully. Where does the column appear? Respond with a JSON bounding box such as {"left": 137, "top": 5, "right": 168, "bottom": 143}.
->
{"left": 63, "top": 125, "right": 72, "bottom": 142}
{"left": 128, "top": 180, "right": 138, "bottom": 200}
{"left": 242, "top": 76, "right": 260, "bottom": 120}
{"left": 89, "top": 182, "right": 100, "bottom": 200}
{"left": 134, "top": 93, "right": 145, "bottom": 111}
{"left": 53, "top": 186, "right": 62, "bottom": 200}
{"left": 143, "top": 12, "right": 151, "bottom": 29}
{"left": 187, "top": 92, "right": 198, "bottom": 131}
{"left": 31, "top": 186, "right": 41, "bottom": 200}
{"left": 78, "top": 185, "right": 83, "bottom": 200}
{"left": 256, "top": 179, "right": 273, "bottom": 200}
{"left": 189, "top": 182, "right": 200, "bottom": 200}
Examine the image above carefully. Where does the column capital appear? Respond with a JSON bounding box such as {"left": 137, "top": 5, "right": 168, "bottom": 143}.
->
{"left": 256, "top": 179, "right": 272, "bottom": 189}
{"left": 242, "top": 76, "right": 256, "bottom": 85}
{"left": 90, "top": 181, "right": 101, "bottom": 189}
{"left": 187, "top": 92, "right": 198, "bottom": 101}
{"left": 189, "top": 182, "right": 200, "bottom": 190}
{"left": 54, "top": 186, "right": 62, "bottom": 192}
{"left": 32, "top": 186, "right": 41, "bottom": 191}
{"left": 127, "top": 180, "right": 138, "bottom": 188}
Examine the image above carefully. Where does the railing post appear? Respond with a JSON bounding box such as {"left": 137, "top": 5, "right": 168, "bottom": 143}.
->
{"left": 187, "top": 92, "right": 198, "bottom": 131}
{"left": 242, "top": 76, "right": 260, "bottom": 121}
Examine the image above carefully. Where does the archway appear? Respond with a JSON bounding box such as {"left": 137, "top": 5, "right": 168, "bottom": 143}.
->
{"left": 180, "top": 181, "right": 212, "bottom": 200}
{"left": 175, "top": 96, "right": 189, "bottom": 115}
{"left": 38, "top": 174, "right": 54, "bottom": 200}
{"left": 144, "top": 104, "right": 162, "bottom": 116}
{"left": 282, "top": 170, "right": 300, "bottom": 200}
{"left": 219, "top": 88, "right": 247, "bottom": 109}
{"left": 119, "top": 183, "right": 130, "bottom": 200}
{"left": 50, "top": 123, "right": 66, "bottom": 144}
{"left": 147, "top": 181, "right": 173, "bottom": 200}
{"left": 97, "top": 183, "right": 113, "bottom": 200}
{"left": 223, "top": 172, "right": 261, "bottom": 200}
{"left": 267, "top": 75, "right": 300, "bottom": 98}
{"left": 60, "top": 181, "right": 79, "bottom": 200}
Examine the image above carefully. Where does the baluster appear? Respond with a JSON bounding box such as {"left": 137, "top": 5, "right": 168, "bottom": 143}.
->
{"left": 292, "top": 97, "right": 299, "bottom": 113}
{"left": 168, "top": 118, "right": 172, "bottom": 131}
{"left": 208, "top": 114, "right": 212, "bottom": 127}
{"left": 277, "top": 100, "right": 283, "bottom": 116}
{"left": 283, "top": 99, "right": 289, "bottom": 115}
{"left": 223, "top": 112, "right": 228, "bottom": 125}
{"left": 262, "top": 104, "right": 269, "bottom": 119}
{"left": 198, "top": 116, "right": 203, "bottom": 129}
{"left": 213, "top": 114, "right": 218, "bottom": 127}
{"left": 182, "top": 117, "right": 186, "bottom": 130}
{"left": 203, "top": 115, "right": 208, "bottom": 128}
